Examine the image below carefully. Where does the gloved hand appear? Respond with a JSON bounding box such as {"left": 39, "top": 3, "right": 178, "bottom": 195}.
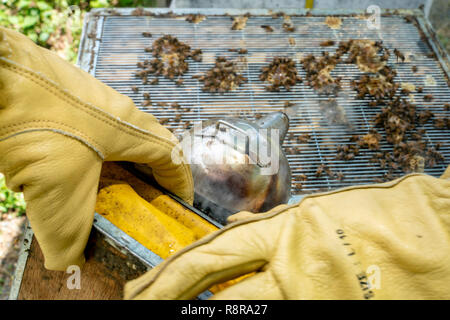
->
{"left": 125, "top": 167, "right": 450, "bottom": 300}
{"left": 0, "top": 27, "right": 193, "bottom": 271}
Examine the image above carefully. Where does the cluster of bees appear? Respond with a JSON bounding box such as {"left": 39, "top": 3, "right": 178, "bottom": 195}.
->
{"left": 368, "top": 97, "right": 445, "bottom": 174}
{"left": 301, "top": 40, "right": 395, "bottom": 97}
{"left": 315, "top": 164, "right": 345, "bottom": 181}
{"left": 292, "top": 173, "right": 309, "bottom": 190}
{"left": 193, "top": 57, "right": 248, "bottom": 93}
{"left": 344, "top": 40, "right": 389, "bottom": 73}
{"left": 374, "top": 97, "right": 417, "bottom": 145}
{"left": 301, "top": 52, "right": 342, "bottom": 95}
{"left": 230, "top": 11, "right": 297, "bottom": 33}
{"left": 336, "top": 144, "right": 360, "bottom": 161}
{"left": 353, "top": 71, "right": 397, "bottom": 101}
{"left": 130, "top": 17, "right": 448, "bottom": 186}
{"left": 228, "top": 48, "right": 248, "bottom": 54}
{"left": 369, "top": 139, "right": 443, "bottom": 180}
{"left": 285, "top": 133, "right": 311, "bottom": 156}
{"left": 196, "top": 55, "right": 301, "bottom": 93}
{"left": 346, "top": 41, "right": 398, "bottom": 101}
{"left": 355, "top": 129, "right": 382, "bottom": 150}
{"left": 231, "top": 14, "right": 250, "bottom": 30}
{"left": 260, "top": 57, "right": 302, "bottom": 91}
{"left": 435, "top": 117, "right": 450, "bottom": 129}
{"left": 335, "top": 42, "right": 445, "bottom": 177}
{"left": 299, "top": 39, "right": 447, "bottom": 181}
{"left": 282, "top": 16, "right": 296, "bottom": 32}
{"left": 136, "top": 35, "right": 202, "bottom": 85}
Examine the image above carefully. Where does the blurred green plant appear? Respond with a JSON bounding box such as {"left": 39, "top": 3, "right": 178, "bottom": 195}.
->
{"left": 0, "top": 0, "right": 161, "bottom": 216}
{"left": 0, "top": 174, "right": 26, "bottom": 216}
{"left": 0, "top": 0, "right": 85, "bottom": 62}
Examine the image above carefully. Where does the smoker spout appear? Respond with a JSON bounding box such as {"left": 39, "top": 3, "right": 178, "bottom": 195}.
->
{"left": 255, "top": 112, "right": 289, "bottom": 143}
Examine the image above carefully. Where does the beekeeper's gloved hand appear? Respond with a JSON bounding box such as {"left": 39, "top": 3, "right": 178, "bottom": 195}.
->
{"left": 0, "top": 27, "right": 193, "bottom": 271}
{"left": 125, "top": 167, "right": 450, "bottom": 300}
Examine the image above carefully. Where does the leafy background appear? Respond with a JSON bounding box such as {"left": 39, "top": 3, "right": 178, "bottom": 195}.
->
{"left": 0, "top": 1, "right": 160, "bottom": 63}
{"left": 0, "top": 174, "right": 25, "bottom": 217}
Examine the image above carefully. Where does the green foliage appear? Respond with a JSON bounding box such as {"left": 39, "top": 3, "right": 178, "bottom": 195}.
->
{"left": 0, "top": 1, "right": 160, "bottom": 62}
{"left": 0, "top": 174, "right": 26, "bottom": 216}
{"left": 0, "top": 0, "right": 86, "bottom": 62}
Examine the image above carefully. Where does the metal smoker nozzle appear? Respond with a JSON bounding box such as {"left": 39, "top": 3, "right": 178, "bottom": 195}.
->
{"left": 187, "top": 112, "right": 292, "bottom": 225}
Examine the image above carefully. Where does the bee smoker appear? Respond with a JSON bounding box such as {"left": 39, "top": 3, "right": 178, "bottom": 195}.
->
{"left": 180, "top": 112, "right": 292, "bottom": 225}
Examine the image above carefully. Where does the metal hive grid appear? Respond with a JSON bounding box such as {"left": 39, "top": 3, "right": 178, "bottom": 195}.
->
{"left": 87, "top": 9, "right": 450, "bottom": 194}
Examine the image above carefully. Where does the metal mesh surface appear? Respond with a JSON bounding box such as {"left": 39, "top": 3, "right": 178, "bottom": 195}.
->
{"left": 93, "top": 13, "right": 450, "bottom": 194}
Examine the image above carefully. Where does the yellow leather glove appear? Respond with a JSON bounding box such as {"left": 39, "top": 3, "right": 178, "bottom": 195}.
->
{"left": 125, "top": 167, "right": 450, "bottom": 300}
{"left": 0, "top": 27, "right": 193, "bottom": 271}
